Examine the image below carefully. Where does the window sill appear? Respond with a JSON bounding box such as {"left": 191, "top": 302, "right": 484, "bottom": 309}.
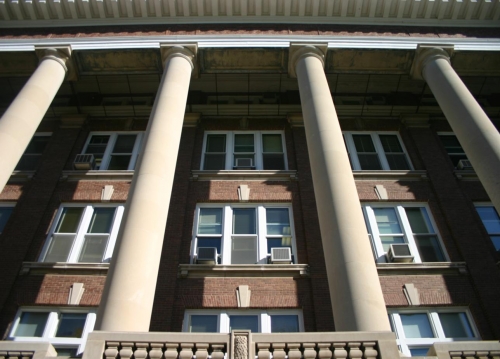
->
{"left": 61, "top": 170, "right": 134, "bottom": 181}
{"left": 8, "top": 171, "right": 36, "bottom": 183}
{"left": 453, "top": 169, "right": 478, "bottom": 181}
{"left": 191, "top": 170, "right": 298, "bottom": 181}
{"left": 178, "top": 264, "right": 309, "bottom": 278}
{"left": 352, "top": 170, "right": 428, "bottom": 181}
{"left": 20, "top": 262, "right": 110, "bottom": 276}
{"left": 377, "top": 262, "right": 467, "bottom": 276}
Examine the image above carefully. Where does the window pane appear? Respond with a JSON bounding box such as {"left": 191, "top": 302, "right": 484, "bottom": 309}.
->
{"left": 206, "top": 135, "right": 226, "bottom": 152}
{"left": 107, "top": 155, "right": 132, "bottom": 170}
{"left": 189, "top": 315, "right": 218, "bottom": 332}
{"left": 353, "top": 135, "right": 376, "bottom": 152}
{"left": 204, "top": 154, "right": 226, "bottom": 170}
{"left": 54, "top": 348, "right": 78, "bottom": 357}
{"left": 385, "top": 154, "right": 411, "bottom": 170}
{"left": 353, "top": 135, "right": 382, "bottom": 170}
{"left": 267, "top": 237, "right": 292, "bottom": 253}
{"left": 266, "top": 208, "right": 290, "bottom": 235}
{"left": 231, "top": 237, "right": 257, "bottom": 264}
{"left": 440, "top": 136, "right": 464, "bottom": 153}
{"left": 113, "top": 135, "right": 137, "bottom": 153}
{"left": 409, "top": 348, "right": 430, "bottom": 356}
{"left": 15, "top": 137, "right": 50, "bottom": 171}
{"left": 271, "top": 315, "right": 299, "bottom": 332}
{"left": 374, "top": 208, "right": 402, "bottom": 234}
{"left": 415, "top": 235, "right": 445, "bottom": 262}
{"left": 405, "top": 208, "right": 431, "bottom": 234}
{"left": 55, "top": 208, "right": 84, "bottom": 233}
{"left": 262, "top": 154, "right": 285, "bottom": 170}
{"left": 44, "top": 234, "right": 74, "bottom": 262}
{"left": 381, "top": 236, "right": 405, "bottom": 252}
{"left": 234, "top": 134, "right": 254, "bottom": 153}
{"left": 55, "top": 313, "right": 87, "bottom": 338}
{"left": 230, "top": 315, "right": 258, "bottom": 332}
{"left": 491, "top": 236, "right": 500, "bottom": 251}
{"left": 88, "top": 208, "right": 115, "bottom": 233}
{"left": 199, "top": 208, "right": 223, "bottom": 235}
{"left": 262, "top": 134, "right": 283, "bottom": 152}
{"left": 0, "top": 207, "right": 13, "bottom": 233}
{"left": 476, "top": 207, "right": 500, "bottom": 233}
{"left": 379, "top": 135, "right": 403, "bottom": 153}
{"left": 78, "top": 235, "right": 109, "bottom": 263}
{"left": 85, "top": 135, "right": 110, "bottom": 168}
{"left": 400, "top": 313, "right": 435, "bottom": 338}
{"left": 233, "top": 209, "right": 256, "bottom": 234}
{"left": 439, "top": 313, "right": 473, "bottom": 338}
{"left": 14, "top": 312, "right": 49, "bottom": 337}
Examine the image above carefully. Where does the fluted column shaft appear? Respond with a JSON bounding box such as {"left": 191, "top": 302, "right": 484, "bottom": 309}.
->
{"left": 416, "top": 48, "right": 500, "bottom": 215}
{"left": 292, "top": 45, "right": 390, "bottom": 332}
{"left": 0, "top": 48, "right": 69, "bottom": 192}
{"left": 96, "top": 46, "right": 195, "bottom": 332}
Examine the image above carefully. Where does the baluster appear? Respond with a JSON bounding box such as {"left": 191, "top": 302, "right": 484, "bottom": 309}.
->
{"left": 347, "top": 343, "right": 362, "bottom": 359}
{"left": 476, "top": 351, "right": 489, "bottom": 359}
{"left": 211, "top": 344, "right": 225, "bottom": 359}
{"left": 332, "top": 343, "right": 347, "bottom": 359}
{"left": 104, "top": 342, "right": 119, "bottom": 359}
{"left": 195, "top": 343, "right": 209, "bottom": 359}
{"left": 361, "top": 342, "right": 378, "bottom": 359}
{"left": 7, "top": 351, "right": 20, "bottom": 359}
{"left": 303, "top": 343, "right": 317, "bottom": 359}
{"left": 164, "top": 343, "right": 180, "bottom": 359}
{"left": 119, "top": 342, "right": 134, "bottom": 359}
{"left": 150, "top": 343, "right": 165, "bottom": 359}
{"left": 318, "top": 343, "right": 332, "bottom": 359}
{"left": 257, "top": 343, "right": 271, "bottom": 359}
{"left": 0, "top": 350, "right": 7, "bottom": 359}
{"left": 490, "top": 350, "right": 500, "bottom": 359}
{"left": 272, "top": 343, "right": 286, "bottom": 359}
{"left": 463, "top": 351, "right": 475, "bottom": 359}
{"left": 287, "top": 343, "right": 302, "bottom": 359}
{"left": 450, "top": 351, "right": 463, "bottom": 359}
{"left": 179, "top": 343, "right": 195, "bottom": 359}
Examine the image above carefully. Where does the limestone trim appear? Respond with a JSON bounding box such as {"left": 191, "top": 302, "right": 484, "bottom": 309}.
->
{"left": 190, "top": 170, "right": 298, "bottom": 181}
{"left": 288, "top": 43, "right": 327, "bottom": 78}
{"left": 35, "top": 46, "right": 75, "bottom": 80}
{"left": 19, "top": 261, "right": 110, "bottom": 276}
{"left": 410, "top": 45, "right": 454, "bottom": 80}
{"left": 377, "top": 262, "right": 468, "bottom": 276}
{"left": 160, "top": 43, "right": 198, "bottom": 76}
{"left": 177, "top": 264, "right": 309, "bottom": 278}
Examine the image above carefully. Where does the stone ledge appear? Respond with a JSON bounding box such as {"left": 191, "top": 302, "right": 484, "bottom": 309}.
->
{"left": 453, "top": 169, "right": 479, "bottom": 181}
{"left": 178, "top": 264, "right": 309, "bottom": 278}
{"left": 20, "top": 262, "right": 109, "bottom": 276}
{"left": 60, "top": 170, "right": 134, "bottom": 181}
{"left": 377, "top": 262, "right": 468, "bottom": 276}
{"left": 353, "top": 170, "right": 428, "bottom": 181}
{"left": 190, "top": 170, "right": 298, "bottom": 181}
{"left": 8, "top": 171, "right": 36, "bottom": 183}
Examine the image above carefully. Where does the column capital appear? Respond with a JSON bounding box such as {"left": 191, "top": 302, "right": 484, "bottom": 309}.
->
{"left": 34, "top": 46, "right": 75, "bottom": 80}
{"left": 410, "top": 45, "right": 454, "bottom": 80}
{"left": 160, "top": 43, "right": 197, "bottom": 73}
{"left": 288, "top": 43, "right": 328, "bottom": 78}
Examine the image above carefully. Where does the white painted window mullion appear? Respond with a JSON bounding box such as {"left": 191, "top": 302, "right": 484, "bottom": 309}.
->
{"left": 129, "top": 133, "right": 143, "bottom": 170}
{"left": 220, "top": 312, "right": 229, "bottom": 333}
{"left": 430, "top": 311, "right": 445, "bottom": 339}
{"left": 67, "top": 206, "right": 94, "bottom": 263}
{"left": 255, "top": 131, "right": 262, "bottom": 170}
{"left": 260, "top": 312, "right": 268, "bottom": 333}
{"left": 226, "top": 132, "right": 234, "bottom": 170}
{"left": 44, "top": 311, "right": 59, "bottom": 338}
{"left": 344, "top": 132, "right": 361, "bottom": 170}
{"left": 365, "top": 206, "right": 386, "bottom": 262}
{"left": 397, "top": 206, "right": 422, "bottom": 263}
{"left": 373, "top": 134, "right": 390, "bottom": 170}
{"left": 103, "top": 205, "right": 124, "bottom": 262}
{"left": 99, "top": 133, "right": 116, "bottom": 170}
{"left": 222, "top": 205, "right": 232, "bottom": 264}
{"left": 257, "top": 205, "right": 267, "bottom": 263}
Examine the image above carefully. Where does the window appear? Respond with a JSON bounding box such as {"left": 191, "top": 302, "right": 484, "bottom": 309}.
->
{"left": 82, "top": 132, "right": 143, "bottom": 170}
{"left": 0, "top": 204, "right": 15, "bottom": 234}
{"left": 363, "top": 204, "right": 447, "bottom": 263}
{"left": 184, "top": 310, "right": 303, "bottom": 333}
{"left": 191, "top": 204, "right": 296, "bottom": 264}
{"left": 201, "top": 132, "right": 287, "bottom": 170}
{"left": 389, "top": 309, "right": 478, "bottom": 357}
{"left": 15, "top": 134, "right": 51, "bottom": 171}
{"left": 438, "top": 134, "right": 467, "bottom": 168}
{"left": 475, "top": 205, "right": 500, "bottom": 252}
{"left": 343, "top": 132, "right": 412, "bottom": 170}
{"left": 39, "top": 204, "right": 124, "bottom": 263}
{"left": 8, "top": 308, "right": 96, "bottom": 355}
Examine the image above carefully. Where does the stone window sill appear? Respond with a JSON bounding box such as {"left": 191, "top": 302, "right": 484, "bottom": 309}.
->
{"left": 61, "top": 170, "right": 134, "bottom": 181}
{"left": 352, "top": 170, "right": 428, "bottom": 181}
{"left": 178, "top": 264, "right": 309, "bottom": 278}
{"left": 453, "top": 169, "right": 478, "bottom": 180}
{"left": 8, "top": 171, "right": 36, "bottom": 182}
{"left": 20, "top": 262, "right": 109, "bottom": 276}
{"left": 190, "top": 170, "right": 298, "bottom": 181}
{"left": 377, "top": 262, "right": 467, "bottom": 275}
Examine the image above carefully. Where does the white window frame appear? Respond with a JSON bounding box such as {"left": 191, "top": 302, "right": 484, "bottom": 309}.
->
{"left": 82, "top": 132, "right": 143, "bottom": 170}
{"left": 474, "top": 203, "right": 500, "bottom": 252}
{"left": 15, "top": 133, "right": 52, "bottom": 171}
{"left": 8, "top": 307, "right": 96, "bottom": 355}
{"left": 0, "top": 202, "right": 15, "bottom": 234}
{"left": 191, "top": 203, "right": 297, "bottom": 265}
{"left": 343, "top": 131, "right": 413, "bottom": 171}
{"left": 200, "top": 131, "right": 288, "bottom": 170}
{"left": 389, "top": 308, "right": 479, "bottom": 357}
{"left": 437, "top": 133, "right": 468, "bottom": 168}
{"left": 183, "top": 309, "right": 304, "bottom": 333}
{"left": 363, "top": 203, "right": 449, "bottom": 263}
{"left": 38, "top": 203, "right": 125, "bottom": 263}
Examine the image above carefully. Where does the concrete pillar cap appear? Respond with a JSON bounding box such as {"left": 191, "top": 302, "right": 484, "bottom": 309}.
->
{"left": 288, "top": 43, "right": 327, "bottom": 78}
{"left": 410, "top": 45, "right": 453, "bottom": 80}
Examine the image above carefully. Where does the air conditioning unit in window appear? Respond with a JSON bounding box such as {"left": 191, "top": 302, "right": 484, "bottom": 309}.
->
{"left": 387, "top": 244, "right": 414, "bottom": 263}
{"left": 196, "top": 247, "right": 218, "bottom": 265}
{"left": 457, "top": 159, "right": 473, "bottom": 170}
{"left": 269, "top": 247, "right": 292, "bottom": 264}
{"left": 73, "top": 154, "right": 96, "bottom": 170}
{"left": 234, "top": 158, "right": 254, "bottom": 169}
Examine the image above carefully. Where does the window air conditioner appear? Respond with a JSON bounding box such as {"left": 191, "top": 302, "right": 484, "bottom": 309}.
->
{"left": 269, "top": 247, "right": 292, "bottom": 264}
{"left": 234, "top": 158, "right": 254, "bottom": 168}
{"left": 196, "top": 247, "right": 218, "bottom": 264}
{"left": 73, "top": 154, "right": 96, "bottom": 170}
{"left": 457, "top": 159, "right": 473, "bottom": 170}
{"left": 387, "top": 244, "right": 414, "bottom": 263}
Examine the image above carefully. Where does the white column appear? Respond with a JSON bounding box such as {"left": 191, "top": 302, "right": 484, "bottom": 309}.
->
{"left": 0, "top": 48, "right": 69, "bottom": 192}
{"left": 291, "top": 45, "right": 390, "bottom": 332}
{"left": 414, "top": 46, "right": 500, "bottom": 215}
{"left": 95, "top": 45, "right": 196, "bottom": 332}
